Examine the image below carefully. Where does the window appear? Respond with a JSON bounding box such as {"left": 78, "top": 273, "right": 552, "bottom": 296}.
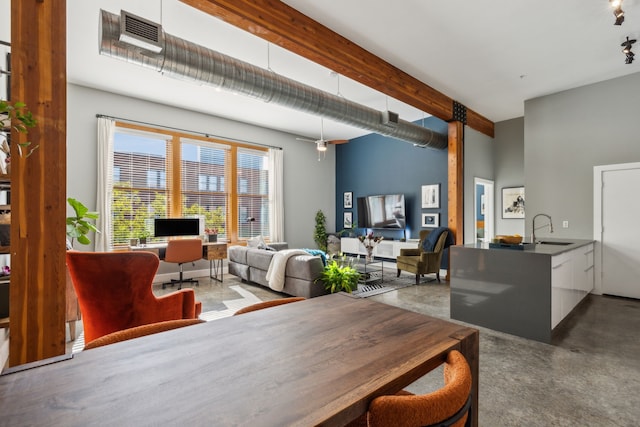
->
{"left": 109, "top": 123, "right": 270, "bottom": 248}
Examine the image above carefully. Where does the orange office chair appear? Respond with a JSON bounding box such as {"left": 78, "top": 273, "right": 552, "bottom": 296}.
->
{"left": 162, "top": 238, "right": 203, "bottom": 290}
{"left": 84, "top": 318, "right": 205, "bottom": 350}
{"left": 66, "top": 251, "right": 202, "bottom": 344}
{"left": 347, "top": 350, "right": 472, "bottom": 427}
{"left": 233, "top": 297, "right": 305, "bottom": 315}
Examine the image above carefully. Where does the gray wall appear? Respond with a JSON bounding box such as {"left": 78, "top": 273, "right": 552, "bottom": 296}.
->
{"left": 464, "top": 126, "right": 494, "bottom": 244}
{"left": 494, "top": 117, "right": 525, "bottom": 236}
{"left": 67, "top": 84, "right": 336, "bottom": 264}
{"left": 524, "top": 71, "right": 640, "bottom": 240}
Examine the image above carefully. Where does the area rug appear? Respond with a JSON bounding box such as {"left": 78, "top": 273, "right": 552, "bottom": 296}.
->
{"left": 351, "top": 281, "right": 415, "bottom": 298}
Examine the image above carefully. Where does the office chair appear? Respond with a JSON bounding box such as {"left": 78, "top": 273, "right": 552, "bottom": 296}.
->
{"left": 162, "top": 238, "right": 203, "bottom": 290}
{"left": 66, "top": 251, "right": 202, "bottom": 344}
{"left": 84, "top": 318, "right": 205, "bottom": 350}
{"left": 233, "top": 297, "right": 305, "bottom": 315}
{"left": 346, "top": 350, "right": 472, "bottom": 427}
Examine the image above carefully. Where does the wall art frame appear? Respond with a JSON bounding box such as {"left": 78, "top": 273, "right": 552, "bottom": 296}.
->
{"left": 421, "top": 184, "right": 440, "bottom": 209}
{"left": 422, "top": 213, "right": 439, "bottom": 228}
{"left": 502, "top": 186, "right": 525, "bottom": 219}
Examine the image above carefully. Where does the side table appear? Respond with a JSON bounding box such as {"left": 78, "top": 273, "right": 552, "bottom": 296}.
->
{"left": 203, "top": 242, "right": 227, "bottom": 282}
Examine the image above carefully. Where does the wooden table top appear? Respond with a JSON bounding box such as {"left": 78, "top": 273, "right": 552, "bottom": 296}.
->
{"left": 0, "top": 293, "right": 478, "bottom": 426}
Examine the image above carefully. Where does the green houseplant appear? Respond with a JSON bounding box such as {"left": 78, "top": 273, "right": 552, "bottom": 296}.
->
{"left": 316, "top": 257, "right": 360, "bottom": 293}
{"left": 66, "top": 197, "right": 100, "bottom": 247}
{"left": 313, "top": 209, "right": 328, "bottom": 252}
{"left": 0, "top": 100, "right": 38, "bottom": 159}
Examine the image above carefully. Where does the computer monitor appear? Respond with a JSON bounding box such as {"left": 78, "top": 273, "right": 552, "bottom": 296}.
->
{"left": 153, "top": 218, "right": 201, "bottom": 237}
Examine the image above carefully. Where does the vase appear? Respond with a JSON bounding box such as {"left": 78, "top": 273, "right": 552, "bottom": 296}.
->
{"left": 365, "top": 246, "right": 374, "bottom": 262}
{"left": 208, "top": 234, "right": 218, "bottom": 243}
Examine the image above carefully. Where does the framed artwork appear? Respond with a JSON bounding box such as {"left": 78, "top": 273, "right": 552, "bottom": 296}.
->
{"left": 502, "top": 186, "right": 525, "bottom": 219}
{"left": 421, "top": 184, "right": 440, "bottom": 209}
{"left": 343, "top": 191, "right": 353, "bottom": 209}
{"left": 343, "top": 211, "right": 353, "bottom": 229}
{"left": 422, "top": 213, "right": 439, "bottom": 228}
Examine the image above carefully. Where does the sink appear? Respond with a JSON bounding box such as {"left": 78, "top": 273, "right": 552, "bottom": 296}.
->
{"left": 538, "top": 241, "right": 572, "bottom": 246}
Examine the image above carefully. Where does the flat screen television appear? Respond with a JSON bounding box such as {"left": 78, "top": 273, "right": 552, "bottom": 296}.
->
{"left": 153, "top": 218, "right": 201, "bottom": 237}
{"left": 357, "top": 194, "right": 406, "bottom": 229}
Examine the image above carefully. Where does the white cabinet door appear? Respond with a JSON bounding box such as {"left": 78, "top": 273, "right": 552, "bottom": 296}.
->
{"left": 551, "top": 253, "right": 572, "bottom": 329}
{"left": 340, "top": 237, "right": 361, "bottom": 255}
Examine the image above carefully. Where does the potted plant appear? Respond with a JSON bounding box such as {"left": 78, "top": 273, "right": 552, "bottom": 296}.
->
{"left": 66, "top": 198, "right": 100, "bottom": 247}
{"left": 314, "top": 209, "right": 328, "bottom": 252}
{"left": 0, "top": 100, "right": 38, "bottom": 163}
{"left": 205, "top": 227, "right": 219, "bottom": 242}
{"left": 138, "top": 229, "right": 151, "bottom": 245}
{"left": 316, "top": 256, "right": 360, "bottom": 293}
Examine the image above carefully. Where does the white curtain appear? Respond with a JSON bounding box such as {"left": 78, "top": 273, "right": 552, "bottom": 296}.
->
{"left": 95, "top": 117, "right": 115, "bottom": 252}
{"left": 268, "top": 148, "right": 284, "bottom": 242}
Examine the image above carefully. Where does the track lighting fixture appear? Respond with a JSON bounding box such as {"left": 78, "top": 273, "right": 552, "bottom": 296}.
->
{"left": 610, "top": 0, "right": 625, "bottom": 25}
{"left": 621, "top": 36, "right": 636, "bottom": 64}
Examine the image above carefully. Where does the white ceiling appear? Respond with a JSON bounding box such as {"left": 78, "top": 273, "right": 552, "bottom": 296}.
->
{"left": 67, "top": 0, "right": 640, "bottom": 141}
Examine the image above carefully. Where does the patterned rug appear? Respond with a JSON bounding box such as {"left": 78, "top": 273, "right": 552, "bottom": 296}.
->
{"left": 351, "top": 281, "right": 415, "bottom": 298}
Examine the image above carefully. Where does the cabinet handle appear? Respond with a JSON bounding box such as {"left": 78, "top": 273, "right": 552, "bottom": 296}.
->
{"left": 552, "top": 264, "right": 564, "bottom": 269}
{"left": 585, "top": 265, "right": 594, "bottom": 272}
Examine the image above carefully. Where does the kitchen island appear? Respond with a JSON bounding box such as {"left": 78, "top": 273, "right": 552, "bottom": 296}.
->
{"left": 450, "top": 239, "right": 594, "bottom": 343}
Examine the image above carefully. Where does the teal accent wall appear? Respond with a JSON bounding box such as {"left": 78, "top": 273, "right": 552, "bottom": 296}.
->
{"left": 335, "top": 117, "right": 448, "bottom": 240}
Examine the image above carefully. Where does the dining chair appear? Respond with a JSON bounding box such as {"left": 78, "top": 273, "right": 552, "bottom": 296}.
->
{"left": 233, "top": 297, "right": 305, "bottom": 315}
{"left": 162, "top": 238, "right": 203, "bottom": 290}
{"left": 66, "top": 251, "right": 202, "bottom": 344}
{"left": 347, "top": 350, "right": 472, "bottom": 427}
{"left": 83, "top": 318, "right": 205, "bottom": 350}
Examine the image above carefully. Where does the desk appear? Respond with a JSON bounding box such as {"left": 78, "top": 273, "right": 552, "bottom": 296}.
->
{"left": 130, "top": 241, "right": 228, "bottom": 282}
{"left": 0, "top": 293, "right": 479, "bottom": 426}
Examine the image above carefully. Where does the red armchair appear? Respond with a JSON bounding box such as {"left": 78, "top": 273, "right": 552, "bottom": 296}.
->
{"left": 66, "top": 251, "right": 202, "bottom": 344}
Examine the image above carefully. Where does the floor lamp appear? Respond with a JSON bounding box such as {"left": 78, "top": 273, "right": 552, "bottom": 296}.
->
{"left": 246, "top": 217, "right": 255, "bottom": 237}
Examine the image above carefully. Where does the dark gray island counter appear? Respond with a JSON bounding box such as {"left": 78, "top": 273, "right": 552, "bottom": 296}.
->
{"left": 450, "top": 239, "right": 594, "bottom": 343}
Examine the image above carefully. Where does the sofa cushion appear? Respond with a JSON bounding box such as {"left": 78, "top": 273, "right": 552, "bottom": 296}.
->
{"left": 285, "top": 255, "right": 324, "bottom": 281}
{"left": 228, "top": 246, "right": 248, "bottom": 264}
{"left": 247, "top": 248, "right": 276, "bottom": 271}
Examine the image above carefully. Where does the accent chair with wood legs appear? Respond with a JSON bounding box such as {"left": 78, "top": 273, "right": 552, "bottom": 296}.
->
{"left": 396, "top": 229, "right": 449, "bottom": 284}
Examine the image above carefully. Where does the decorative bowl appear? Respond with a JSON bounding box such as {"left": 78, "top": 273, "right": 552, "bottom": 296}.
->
{"left": 496, "top": 235, "right": 523, "bottom": 245}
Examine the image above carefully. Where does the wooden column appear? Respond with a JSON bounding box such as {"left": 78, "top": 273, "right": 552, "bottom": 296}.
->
{"left": 447, "top": 121, "right": 464, "bottom": 281}
{"left": 10, "top": 0, "right": 67, "bottom": 366}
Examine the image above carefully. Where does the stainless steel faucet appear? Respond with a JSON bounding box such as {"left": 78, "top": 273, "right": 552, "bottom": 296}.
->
{"left": 532, "top": 213, "right": 554, "bottom": 244}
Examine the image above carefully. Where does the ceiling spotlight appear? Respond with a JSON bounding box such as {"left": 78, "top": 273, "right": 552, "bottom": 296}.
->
{"left": 610, "top": 0, "right": 625, "bottom": 25}
{"left": 621, "top": 36, "right": 636, "bottom": 64}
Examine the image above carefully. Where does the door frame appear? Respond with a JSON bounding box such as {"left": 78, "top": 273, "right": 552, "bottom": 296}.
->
{"left": 473, "top": 177, "right": 494, "bottom": 243}
{"left": 593, "top": 161, "right": 640, "bottom": 295}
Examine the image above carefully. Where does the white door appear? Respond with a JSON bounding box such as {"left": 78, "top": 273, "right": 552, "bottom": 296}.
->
{"left": 601, "top": 166, "right": 640, "bottom": 298}
{"left": 474, "top": 178, "right": 494, "bottom": 243}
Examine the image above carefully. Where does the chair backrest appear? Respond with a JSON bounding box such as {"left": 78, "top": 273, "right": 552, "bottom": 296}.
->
{"left": 164, "top": 238, "right": 203, "bottom": 263}
{"left": 84, "top": 318, "right": 205, "bottom": 350}
{"left": 66, "top": 251, "right": 174, "bottom": 343}
{"left": 233, "top": 297, "right": 305, "bottom": 315}
{"left": 419, "top": 229, "right": 449, "bottom": 254}
{"left": 367, "top": 350, "right": 472, "bottom": 427}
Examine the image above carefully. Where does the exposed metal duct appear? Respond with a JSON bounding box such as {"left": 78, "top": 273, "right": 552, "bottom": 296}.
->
{"left": 99, "top": 10, "right": 447, "bottom": 149}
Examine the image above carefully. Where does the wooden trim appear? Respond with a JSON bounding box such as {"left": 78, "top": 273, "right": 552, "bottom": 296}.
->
{"left": 447, "top": 121, "right": 464, "bottom": 247}
{"left": 10, "top": 0, "right": 67, "bottom": 366}
{"left": 179, "top": 0, "right": 494, "bottom": 138}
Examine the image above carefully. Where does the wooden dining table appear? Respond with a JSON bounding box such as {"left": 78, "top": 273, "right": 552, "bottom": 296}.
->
{"left": 0, "top": 293, "right": 479, "bottom": 426}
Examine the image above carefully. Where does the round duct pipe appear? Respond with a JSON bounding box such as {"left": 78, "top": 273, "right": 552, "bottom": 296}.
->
{"left": 99, "top": 10, "right": 447, "bottom": 149}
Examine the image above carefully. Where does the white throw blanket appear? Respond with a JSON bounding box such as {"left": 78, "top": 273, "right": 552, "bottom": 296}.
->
{"left": 266, "top": 249, "right": 310, "bottom": 291}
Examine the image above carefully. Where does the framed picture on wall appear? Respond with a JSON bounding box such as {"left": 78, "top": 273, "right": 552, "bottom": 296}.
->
{"left": 421, "top": 184, "right": 440, "bottom": 208}
{"left": 343, "top": 191, "right": 353, "bottom": 209}
{"left": 343, "top": 211, "right": 353, "bottom": 229}
{"left": 422, "top": 213, "right": 439, "bottom": 228}
{"left": 502, "top": 186, "right": 525, "bottom": 219}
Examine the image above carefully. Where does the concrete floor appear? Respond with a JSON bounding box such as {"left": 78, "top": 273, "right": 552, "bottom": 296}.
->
{"left": 70, "top": 272, "right": 640, "bottom": 426}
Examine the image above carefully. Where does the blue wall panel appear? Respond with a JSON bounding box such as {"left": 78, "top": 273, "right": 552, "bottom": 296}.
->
{"left": 335, "top": 117, "right": 448, "bottom": 240}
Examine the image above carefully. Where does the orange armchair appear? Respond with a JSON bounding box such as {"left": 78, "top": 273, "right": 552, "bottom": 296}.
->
{"left": 233, "top": 297, "right": 305, "bottom": 315}
{"left": 66, "top": 251, "right": 202, "bottom": 344}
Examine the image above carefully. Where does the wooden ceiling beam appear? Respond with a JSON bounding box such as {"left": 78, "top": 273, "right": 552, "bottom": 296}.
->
{"left": 180, "top": 0, "right": 494, "bottom": 138}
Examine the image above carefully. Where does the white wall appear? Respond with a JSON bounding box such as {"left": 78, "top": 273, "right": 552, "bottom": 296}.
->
{"left": 67, "top": 84, "right": 336, "bottom": 272}
{"left": 464, "top": 126, "right": 494, "bottom": 244}
{"left": 494, "top": 117, "right": 525, "bottom": 237}
{"left": 524, "top": 71, "right": 640, "bottom": 240}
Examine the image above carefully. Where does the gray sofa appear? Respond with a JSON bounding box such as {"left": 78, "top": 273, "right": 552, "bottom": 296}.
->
{"left": 228, "top": 243, "right": 328, "bottom": 298}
